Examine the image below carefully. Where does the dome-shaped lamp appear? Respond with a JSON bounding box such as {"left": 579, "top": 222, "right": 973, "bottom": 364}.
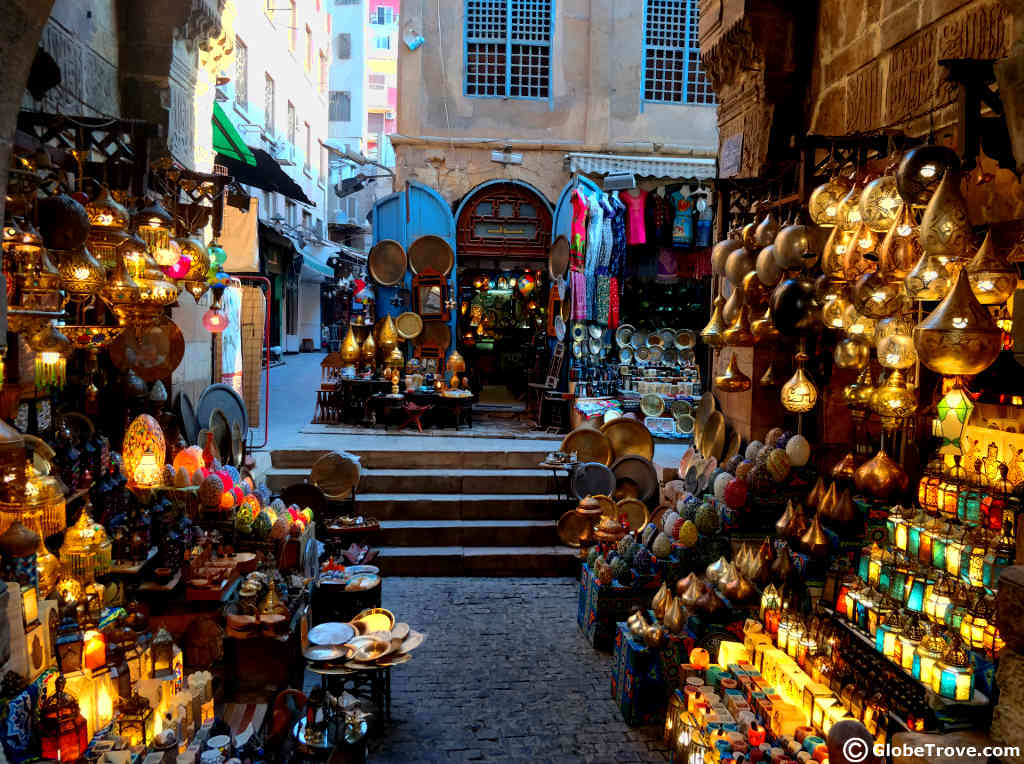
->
{"left": 781, "top": 349, "right": 818, "bottom": 413}
{"left": 870, "top": 368, "right": 918, "bottom": 431}
{"left": 28, "top": 324, "right": 71, "bottom": 389}
{"left": 914, "top": 269, "right": 1002, "bottom": 376}
{"left": 202, "top": 306, "right": 229, "bottom": 333}
{"left": 859, "top": 172, "right": 902, "bottom": 233}
{"left": 133, "top": 199, "right": 177, "bottom": 266}
{"left": 966, "top": 230, "right": 1017, "bottom": 305}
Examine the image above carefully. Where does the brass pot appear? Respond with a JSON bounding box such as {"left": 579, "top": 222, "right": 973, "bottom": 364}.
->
{"left": 854, "top": 448, "right": 909, "bottom": 499}
{"left": 664, "top": 594, "right": 686, "bottom": 633}
{"left": 715, "top": 353, "right": 752, "bottom": 393}
{"left": 913, "top": 268, "right": 1002, "bottom": 375}
{"left": 701, "top": 296, "right": 728, "bottom": 348}
{"left": 652, "top": 581, "right": 671, "bottom": 622}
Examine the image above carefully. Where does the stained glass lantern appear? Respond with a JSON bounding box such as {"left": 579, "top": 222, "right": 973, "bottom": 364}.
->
{"left": 888, "top": 504, "right": 915, "bottom": 552}
{"left": 898, "top": 615, "right": 926, "bottom": 672}
{"left": 889, "top": 556, "right": 911, "bottom": 603}
{"left": 39, "top": 675, "right": 90, "bottom": 761}
{"left": 876, "top": 608, "right": 904, "bottom": 659}
{"left": 123, "top": 415, "right": 166, "bottom": 490}
{"left": 28, "top": 323, "right": 71, "bottom": 389}
{"left": 85, "top": 187, "right": 130, "bottom": 269}
{"left": 945, "top": 529, "right": 969, "bottom": 579}
{"left": 923, "top": 575, "right": 954, "bottom": 624}
{"left": 932, "top": 636, "right": 974, "bottom": 701}
{"left": 133, "top": 200, "right": 177, "bottom": 266}
{"left": 985, "top": 522, "right": 1015, "bottom": 590}
{"left": 863, "top": 691, "right": 889, "bottom": 742}
{"left": 911, "top": 626, "right": 947, "bottom": 684}
{"left": 965, "top": 528, "right": 990, "bottom": 588}
{"left": 867, "top": 592, "right": 894, "bottom": 638}
{"left": 936, "top": 385, "right": 974, "bottom": 455}
{"left": 937, "top": 465, "right": 964, "bottom": 521}
{"left": 761, "top": 582, "right": 780, "bottom": 625}
{"left": 115, "top": 691, "right": 154, "bottom": 747}
{"left": 905, "top": 566, "right": 933, "bottom": 613}
{"left": 151, "top": 626, "right": 176, "bottom": 678}
{"left": 844, "top": 578, "right": 864, "bottom": 622}
{"left": 983, "top": 611, "right": 1005, "bottom": 657}
{"left": 59, "top": 506, "right": 112, "bottom": 583}
{"left": 918, "top": 463, "right": 942, "bottom": 516}
{"left": 917, "top": 515, "right": 936, "bottom": 565}
{"left": 946, "top": 583, "right": 970, "bottom": 633}
{"left": 665, "top": 690, "right": 686, "bottom": 744}
{"left": 930, "top": 520, "right": 951, "bottom": 571}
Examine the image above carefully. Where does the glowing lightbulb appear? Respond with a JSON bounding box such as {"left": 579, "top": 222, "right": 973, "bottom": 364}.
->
{"left": 203, "top": 307, "right": 229, "bottom": 333}
{"left": 920, "top": 164, "right": 938, "bottom": 178}
{"left": 825, "top": 205, "right": 838, "bottom": 218}
{"left": 836, "top": 244, "right": 848, "bottom": 254}
{"left": 897, "top": 224, "right": 913, "bottom": 237}
{"left": 848, "top": 209, "right": 862, "bottom": 224}
{"left": 859, "top": 235, "right": 874, "bottom": 249}
{"left": 952, "top": 317, "right": 968, "bottom": 329}
{"left": 977, "top": 279, "right": 995, "bottom": 292}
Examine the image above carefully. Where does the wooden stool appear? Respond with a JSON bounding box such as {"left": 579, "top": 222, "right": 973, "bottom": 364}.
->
{"left": 399, "top": 401, "right": 432, "bottom": 432}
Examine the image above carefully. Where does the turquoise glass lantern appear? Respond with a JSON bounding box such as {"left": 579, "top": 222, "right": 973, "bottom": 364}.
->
{"left": 907, "top": 509, "right": 929, "bottom": 559}
{"left": 889, "top": 557, "right": 910, "bottom": 603}
{"left": 898, "top": 615, "right": 926, "bottom": 672}
{"left": 931, "top": 521, "right": 950, "bottom": 571}
{"left": 912, "top": 626, "right": 947, "bottom": 685}
{"left": 906, "top": 567, "right": 933, "bottom": 613}
{"left": 932, "top": 636, "right": 974, "bottom": 701}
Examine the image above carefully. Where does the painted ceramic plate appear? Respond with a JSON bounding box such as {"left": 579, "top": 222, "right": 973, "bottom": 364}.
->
{"left": 670, "top": 399, "right": 692, "bottom": 417}
{"left": 635, "top": 347, "right": 650, "bottom": 362}
{"left": 647, "top": 333, "right": 664, "bottom": 348}
{"left": 675, "top": 414, "right": 695, "bottom": 435}
{"left": 571, "top": 322, "right": 587, "bottom": 342}
{"left": 553, "top": 315, "right": 566, "bottom": 341}
{"left": 615, "top": 324, "right": 635, "bottom": 348}
{"left": 572, "top": 341, "right": 583, "bottom": 358}
{"left": 658, "top": 328, "right": 675, "bottom": 346}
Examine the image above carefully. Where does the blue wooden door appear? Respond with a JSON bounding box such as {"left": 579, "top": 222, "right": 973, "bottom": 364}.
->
{"left": 551, "top": 175, "right": 601, "bottom": 242}
{"left": 371, "top": 182, "right": 457, "bottom": 348}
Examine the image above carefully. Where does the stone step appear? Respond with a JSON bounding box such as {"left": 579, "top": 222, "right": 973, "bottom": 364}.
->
{"left": 355, "top": 493, "right": 569, "bottom": 521}
{"left": 375, "top": 546, "right": 580, "bottom": 577}
{"left": 358, "top": 469, "right": 558, "bottom": 495}
{"left": 377, "top": 519, "right": 559, "bottom": 547}
{"left": 270, "top": 448, "right": 551, "bottom": 471}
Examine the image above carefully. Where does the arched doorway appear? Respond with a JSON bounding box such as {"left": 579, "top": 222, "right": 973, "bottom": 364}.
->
{"left": 454, "top": 181, "right": 553, "bottom": 405}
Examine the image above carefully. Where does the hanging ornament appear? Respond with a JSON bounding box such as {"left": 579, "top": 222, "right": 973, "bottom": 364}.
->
{"left": 879, "top": 203, "right": 922, "bottom": 280}
{"left": 701, "top": 296, "right": 727, "bottom": 348}
{"left": 852, "top": 270, "right": 907, "bottom": 318}
{"left": 919, "top": 171, "right": 972, "bottom": 266}
{"left": 711, "top": 236, "right": 743, "bottom": 277}
{"left": 133, "top": 199, "right": 178, "bottom": 266}
{"left": 755, "top": 214, "right": 779, "bottom": 247}
{"left": 841, "top": 222, "right": 879, "bottom": 282}
{"left": 821, "top": 294, "right": 852, "bottom": 330}
{"left": 202, "top": 307, "right": 229, "bottom": 333}
{"left": 725, "top": 247, "right": 755, "bottom": 287}
{"left": 781, "top": 349, "right": 818, "bottom": 413}
{"left": 843, "top": 366, "right": 875, "bottom": 419}
{"left": 936, "top": 384, "right": 974, "bottom": 455}
{"left": 742, "top": 271, "right": 770, "bottom": 311}
{"left": 770, "top": 277, "right": 818, "bottom": 336}
{"left": 876, "top": 330, "right": 918, "bottom": 369}
{"left": 966, "top": 230, "right": 1017, "bottom": 305}
{"left": 914, "top": 269, "right": 1003, "bottom": 375}
{"left": 759, "top": 360, "right": 781, "bottom": 386}
{"left": 842, "top": 304, "right": 877, "bottom": 342}
{"left": 834, "top": 337, "right": 871, "bottom": 369}
{"left": 854, "top": 447, "right": 909, "bottom": 499}
{"left": 722, "top": 305, "right": 755, "bottom": 346}
{"left": 905, "top": 251, "right": 951, "bottom": 301}
{"left": 859, "top": 172, "right": 902, "bottom": 232}
{"left": 715, "top": 353, "right": 752, "bottom": 393}
{"left": 756, "top": 244, "right": 783, "bottom": 287}
{"left": 751, "top": 306, "right": 781, "bottom": 343}
{"left": 808, "top": 175, "right": 853, "bottom": 228}
{"left": 897, "top": 145, "right": 960, "bottom": 207}
{"left": 870, "top": 368, "right": 918, "bottom": 430}
{"left": 29, "top": 324, "right": 71, "bottom": 389}
{"left": 56, "top": 246, "right": 107, "bottom": 300}
{"left": 722, "top": 286, "right": 745, "bottom": 324}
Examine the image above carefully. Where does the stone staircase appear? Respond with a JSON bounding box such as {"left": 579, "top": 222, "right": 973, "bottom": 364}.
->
{"left": 266, "top": 445, "right": 578, "bottom": 576}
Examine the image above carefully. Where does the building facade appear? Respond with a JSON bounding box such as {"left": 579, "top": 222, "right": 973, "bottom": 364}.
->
{"left": 393, "top": 0, "right": 719, "bottom": 206}
{"left": 220, "top": 0, "right": 336, "bottom": 353}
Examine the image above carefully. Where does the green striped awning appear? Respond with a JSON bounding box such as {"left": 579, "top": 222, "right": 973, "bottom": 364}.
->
{"left": 212, "top": 102, "right": 257, "bottom": 166}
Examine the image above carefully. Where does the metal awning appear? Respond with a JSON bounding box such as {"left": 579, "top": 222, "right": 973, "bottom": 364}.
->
{"left": 567, "top": 152, "right": 716, "bottom": 180}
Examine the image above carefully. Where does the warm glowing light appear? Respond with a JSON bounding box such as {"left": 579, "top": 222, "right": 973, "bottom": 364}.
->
{"left": 133, "top": 450, "right": 162, "bottom": 488}
{"left": 203, "top": 308, "right": 229, "bottom": 333}
{"left": 897, "top": 223, "right": 913, "bottom": 236}
{"left": 952, "top": 317, "right": 968, "bottom": 329}
{"left": 920, "top": 164, "right": 938, "bottom": 178}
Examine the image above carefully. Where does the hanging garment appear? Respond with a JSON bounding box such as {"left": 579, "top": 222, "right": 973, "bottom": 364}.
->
{"left": 570, "top": 270, "right": 587, "bottom": 320}
{"left": 598, "top": 194, "right": 614, "bottom": 272}
{"left": 618, "top": 189, "right": 648, "bottom": 245}
{"left": 695, "top": 191, "right": 713, "bottom": 247}
{"left": 608, "top": 276, "right": 620, "bottom": 329}
{"left": 584, "top": 194, "right": 604, "bottom": 319}
{"left": 656, "top": 248, "right": 679, "bottom": 283}
{"left": 645, "top": 192, "right": 672, "bottom": 245}
{"left": 221, "top": 284, "right": 244, "bottom": 395}
{"left": 670, "top": 190, "right": 695, "bottom": 247}
{"left": 596, "top": 276, "right": 611, "bottom": 328}
{"left": 609, "top": 195, "right": 627, "bottom": 277}
{"left": 569, "top": 189, "right": 588, "bottom": 271}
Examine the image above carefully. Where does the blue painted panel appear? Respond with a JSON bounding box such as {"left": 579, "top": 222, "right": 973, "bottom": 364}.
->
{"left": 552, "top": 175, "right": 601, "bottom": 242}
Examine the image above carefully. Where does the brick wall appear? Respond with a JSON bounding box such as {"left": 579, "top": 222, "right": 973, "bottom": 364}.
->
{"left": 808, "top": 0, "right": 1013, "bottom": 137}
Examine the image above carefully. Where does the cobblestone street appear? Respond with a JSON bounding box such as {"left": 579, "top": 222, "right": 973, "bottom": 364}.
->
{"left": 358, "top": 577, "right": 670, "bottom": 763}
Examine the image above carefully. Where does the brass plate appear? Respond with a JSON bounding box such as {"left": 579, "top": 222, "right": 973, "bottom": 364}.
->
{"left": 109, "top": 315, "right": 185, "bottom": 382}
{"left": 561, "top": 427, "right": 612, "bottom": 466}
{"left": 616, "top": 498, "right": 650, "bottom": 532}
{"left": 640, "top": 394, "right": 665, "bottom": 418}
{"left": 611, "top": 454, "right": 659, "bottom": 504}
{"left": 557, "top": 510, "right": 593, "bottom": 548}
{"left": 703, "top": 410, "right": 725, "bottom": 461}
{"left": 601, "top": 417, "right": 655, "bottom": 462}
{"left": 408, "top": 235, "right": 454, "bottom": 276}
{"left": 311, "top": 451, "right": 360, "bottom": 499}
{"left": 670, "top": 400, "right": 692, "bottom": 418}
{"left": 351, "top": 608, "right": 395, "bottom": 633}
{"left": 346, "top": 633, "right": 391, "bottom": 662}
{"left": 303, "top": 644, "right": 350, "bottom": 662}
{"left": 615, "top": 324, "right": 635, "bottom": 348}
{"left": 368, "top": 239, "right": 407, "bottom": 286}
{"left": 548, "top": 235, "right": 570, "bottom": 280}
{"left": 649, "top": 505, "right": 669, "bottom": 529}
{"left": 395, "top": 312, "right": 424, "bottom": 340}
{"left": 376, "top": 653, "right": 413, "bottom": 667}
{"left": 397, "top": 630, "right": 425, "bottom": 654}
{"left": 420, "top": 320, "right": 451, "bottom": 351}
{"left": 696, "top": 392, "right": 716, "bottom": 426}
{"left": 560, "top": 288, "right": 572, "bottom": 321}
{"left": 391, "top": 623, "right": 410, "bottom": 641}
{"left": 675, "top": 329, "right": 697, "bottom": 350}
{"left": 647, "top": 333, "right": 664, "bottom": 348}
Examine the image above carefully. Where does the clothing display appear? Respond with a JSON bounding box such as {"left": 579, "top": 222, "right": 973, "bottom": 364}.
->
{"left": 670, "top": 188, "right": 695, "bottom": 247}
{"left": 618, "top": 189, "right": 648, "bottom": 245}
{"left": 585, "top": 194, "right": 604, "bottom": 320}
{"left": 609, "top": 195, "right": 627, "bottom": 278}
{"left": 569, "top": 188, "right": 588, "bottom": 271}
{"left": 645, "top": 191, "right": 672, "bottom": 245}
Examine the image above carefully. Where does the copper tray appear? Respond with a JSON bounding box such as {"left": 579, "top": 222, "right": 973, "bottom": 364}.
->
{"left": 600, "top": 417, "right": 654, "bottom": 462}
{"left": 702, "top": 410, "right": 725, "bottom": 461}
{"left": 560, "top": 427, "right": 612, "bottom": 466}
{"left": 368, "top": 239, "right": 407, "bottom": 285}
{"left": 395, "top": 312, "right": 423, "bottom": 340}
{"left": 420, "top": 320, "right": 451, "bottom": 351}
{"left": 408, "top": 235, "right": 454, "bottom": 276}
{"left": 548, "top": 235, "right": 570, "bottom": 280}
{"left": 611, "top": 454, "right": 659, "bottom": 503}
{"left": 593, "top": 494, "right": 618, "bottom": 520}
{"left": 557, "top": 510, "right": 594, "bottom": 548}
{"left": 108, "top": 316, "right": 185, "bottom": 382}
{"left": 311, "top": 451, "right": 361, "bottom": 499}
{"left": 615, "top": 498, "right": 650, "bottom": 532}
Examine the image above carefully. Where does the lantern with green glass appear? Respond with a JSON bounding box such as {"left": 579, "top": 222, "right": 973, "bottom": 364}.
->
{"left": 907, "top": 508, "right": 930, "bottom": 559}
{"left": 930, "top": 519, "right": 952, "bottom": 571}
{"left": 867, "top": 591, "right": 895, "bottom": 638}
{"left": 912, "top": 625, "right": 947, "bottom": 685}
{"left": 905, "top": 565, "right": 934, "bottom": 613}
{"left": 958, "top": 458, "right": 985, "bottom": 524}
{"left": 945, "top": 528, "right": 969, "bottom": 579}
{"left": 918, "top": 460, "right": 943, "bottom": 515}
{"left": 965, "top": 527, "right": 990, "bottom": 587}
{"left": 932, "top": 635, "right": 974, "bottom": 701}
{"left": 888, "top": 554, "right": 911, "bottom": 603}
{"left": 861, "top": 542, "right": 883, "bottom": 585}
{"left": 985, "top": 522, "right": 1015, "bottom": 590}
{"left": 946, "top": 582, "right": 970, "bottom": 633}
{"left": 936, "top": 383, "right": 974, "bottom": 456}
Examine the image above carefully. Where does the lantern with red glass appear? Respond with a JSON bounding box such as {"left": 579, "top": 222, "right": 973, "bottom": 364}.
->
{"left": 39, "top": 675, "right": 90, "bottom": 761}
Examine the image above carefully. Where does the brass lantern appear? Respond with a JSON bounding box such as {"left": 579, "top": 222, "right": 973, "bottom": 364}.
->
{"left": 700, "top": 296, "right": 727, "bottom": 348}
{"left": 808, "top": 175, "right": 853, "bottom": 228}
{"left": 133, "top": 199, "right": 178, "bottom": 267}
{"left": 879, "top": 204, "right": 923, "bottom": 280}
{"left": 28, "top": 324, "right": 71, "bottom": 389}
{"left": 340, "top": 325, "right": 361, "bottom": 365}
{"left": 919, "top": 172, "right": 972, "bottom": 266}
{"left": 715, "top": 353, "right": 751, "bottom": 393}
{"left": 913, "top": 269, "right": 1002, "bottom": 376}
{"left": 859, "top": 172, "right": 902, "bottom": 233}
{"left": 870, "top": 369, "right": 917, "bottom": 430}
{"left": 56, "top": 246, "right": 107, "bottom": 300}
{"left": 781, "top": 350, "right": 818, "bottom": 413}
{"left": 852, "top": 270, "right": 906, "bottom": 319}
{"left": 966, "top": 230, "right": 1017, "bottom": 305}
{"left": 85, "top": 187, "right": 130, "bottom": 269}
{"left": 843, "top": 366, "right": 875, "bottom": 419}
{"left": 151, "top": 626, "right": 177, "bottom": 678}
{"left": 176, "top": 234, "right": 212, "bottom": 302}
{"left": 39, "top": 675, "right": 90, "bottom": 761}
{"left": 722, "top": 305, "right": 755, "bottom": 346}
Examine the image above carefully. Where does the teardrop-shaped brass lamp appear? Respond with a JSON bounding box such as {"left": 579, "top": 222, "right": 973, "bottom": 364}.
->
{"left": 852, "top": 270, "right": 907, "bottom": 319}
{"left": 831, "top": 451, "right": 860, "bottom": 482}
{"left": 809, "top": 175, "right": 853, "bottom": 228}
{"left": 722, "top": 284, "right": 745, "bottom": 323}
{"left": 759, "top": 359, "right": 781, "bottom": 386}
{"left": 913, "top": 268, "right": 1002, "bottom": 375}
{"left": 843, "top": 366, "right": 876, "bottom": 417}
{"left": 701, "top": 296, "right": 727, "bottom": 348}
{"left": 841, "top": 222, "right": 878, "bottom": 282}
{"left": 919, "top": 171, "right": 972, "bottom": 264}
{"left": 780, "top": 351, "right": 817, "bottom": 413}
{"left": 801, "top": 512, "right": 831, "bottom": 556}
{"left": 905, "top": 252, "right": 951, "bottom": 300}
{"left": 361, "top": 328, "right": 377, "bottom": 363}
{"left": 723, "top": 304, "right": 755, "bottom": 346}
{"left": 675, "top": 572, "right": 696, "bottom": 597}
{"left": 377, "top": 314, "right": 400, "bottom": 357}
{"left": 341, "top": 325, "right": 361, "bottom": 364}
{"left": 775, "top": 500, "right": 797, "bottom": 537}
{"left": 715, "top": 353, "right": 752, "bottom": 393}
{"left": 751, "top": 306, "right": 781, "bottom": 343}
{"left": 854, "top": 447, "right": 909, "bottom": 499}
{"left": 834, "top": 336, "right": 871, "bottom": 369}
{"left": 680, "top": 576, "right": 703, "bottom": 609}
{"left": 821, "top": 223, "right": 854, "bottom": 279}
{"left": 859, "top": 173, "right": 902, "bottom": 233}
{"left": 755, "top": 213, "right": 779, "bottom": 247}
{"left": 807, "top": 476, "right": 826, "bottom": 508}
{"left": 966, "top": 230, "right": 1017, "bottom": 305}
{"left": 820, "top": 481, "right": 838, "bottom": 515}
{"left": 652, "top": 581, "right": 671, "bottom": 621}
{"left": 879, "top": 203, "right": 922, "bottom": 280}
{"left": 870, "top": 367, "right": 918, "bottom": 430}
{"left": 831, "top": 487, "right": 859, "bottom": 530}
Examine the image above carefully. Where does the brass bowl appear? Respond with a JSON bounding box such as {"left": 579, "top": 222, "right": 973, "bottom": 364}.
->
{"left": 351, "top": 608, "right": 395, "bottom": 634}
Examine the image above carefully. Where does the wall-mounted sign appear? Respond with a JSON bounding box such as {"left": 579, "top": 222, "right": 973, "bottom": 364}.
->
{"left": 719, "top": 134, "right": 743, "bottom": 178}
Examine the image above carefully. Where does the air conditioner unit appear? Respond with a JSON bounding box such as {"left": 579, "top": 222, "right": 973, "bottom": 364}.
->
{"left": 271, "top": 141, "right": 297, "bottom": 166}
{"left": 603, "top": 173, "right": 637, "bottom": 191}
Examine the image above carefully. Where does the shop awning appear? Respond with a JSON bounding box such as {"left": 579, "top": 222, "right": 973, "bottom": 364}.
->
{"left": 212, "top": 102, "right": 257, "bottom": 166}
{"left": 216, "top": 148, "right": 316, "bottom": 206}
{"left": 567, "top": 152, "right": 716, "bottom": 180}
{"left": 303, "top": 257, "right": 334, "bottom": 279}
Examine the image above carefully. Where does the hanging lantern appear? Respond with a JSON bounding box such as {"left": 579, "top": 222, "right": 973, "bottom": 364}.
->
{"left": 202, "top": 306, "right": 229, "bottom": 333}
{"left": 808, "top": 176, "right": 853, "bottom": 228}
{"left": 879, "top": 203, "right": 923, "bottom": 280}
{"left": 870, "top": 369, "right": 917, "bottom": 430}
{"left": 834, "top": 337, "right": 871, "bottom": 369}
{"left": 854, "top": 447, "right": 909, "bottom": 499}
{"left": 936, "top": 383, "right": 974, "bottom": 454}
{"left": 711, "top": 236, "right": 743, "bottom": 276}
{"left": 919, "top": 172, "right": 972, "bottom": 266}
{"left": 859, "top": 172, "right": 902, "bottom": 232}
{"left": 876, "top": 325, "right": 917, "bottom": 369}
{"left": 133, "top": 199, "right": 178, "bottom": 266}
{"left": 966, "top": 230, "right": 1017, "bottom": 305}
{"left": 781, "top": 350, "right": 817, "bottom": 412}
{"left": 760, "top": 359, "right": 781, "bottom": 386}
{"left": 56, "top": 246, "right": 107, "bottom": 299}
{"left": 841, "top": 222, "right": 878, "bottom": 281}
{"left": 700, "top": 296, "right": 727, "bottom": 348}
{"left": 914, "top": 269, "right": 1002, "bottom": 376}
{"left": 852, "top": 270, "right": 906, "bottom": 319}
{"left": 722, "top": 304, "right": 755, "bottom": 346}
{"left": 912, "top": 625, "right": 947, "bottom": 684}
{"left": 821, "top": 293, "right": 851, "bottom": 330}
{"left": 59, "top": 505, "right": 112, "bottom": 583}
{"left": 905, "top": 252, "right": 951, "bottom": 300}
{"left": 715, "top": 353, "right": 751, "bottom": 393}
{"left": 932, "top": 635, "right": 974, "bottom": 701}
{"left": 842, "top": 303, "right": 877, "bottom": 342}
{"left": 28, "top": 324, "right": 70, "bottom": 389}
{"left": 85, "top": 187, "right": 130, "bottom": 269}
{"left": 843, "top": 366, "right": 875, "bottom": 419}
{"left": 897, "top": 145, "right": 961, "bottom": 206}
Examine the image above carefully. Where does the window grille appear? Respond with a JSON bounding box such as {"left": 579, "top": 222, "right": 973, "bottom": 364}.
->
{"left": 368, "top": 73, "right": 387, "bottom": 89}
{"left": 287, "top": 102, "right": 297, "bottom": 145}
{"left": 643, "top": 0, "right": 715, "bottom": 105}
{"left": 465, "top": 0, "right": 551, "bottom": 99}
{"left": 329, "top": 91, "right": 351, "bottom": 121}
{"left": 264, "top": 74, "right": 275, "bottom": 133}
{"left": 336, "top": 33, "right": 351, "bottom": 59}
{"left": 235, "top": 38, "right": 248, "bottom": 108}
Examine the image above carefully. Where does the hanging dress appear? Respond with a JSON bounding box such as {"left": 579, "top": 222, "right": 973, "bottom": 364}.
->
{"left": 618, "top": 189, "right": 648, "bottom": 245}
{"left": 670, "top": 189, "right": 695, "bottom": 247}
{"left": 584, "top": 194, "right": 604, "bottom": 321}
{"left": 569, "top": 189, "right": 589, "bottom": 320}
{"left": 596, "top": 194, "right": 614, "bottom": 327}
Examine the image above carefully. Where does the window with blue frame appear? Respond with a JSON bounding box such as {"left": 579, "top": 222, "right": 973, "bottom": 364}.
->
{"left": 644, "top": 0, "right": 715, "bottom": 105}
{"left": 465, "top": 0, "right": 552, "bottom": 99}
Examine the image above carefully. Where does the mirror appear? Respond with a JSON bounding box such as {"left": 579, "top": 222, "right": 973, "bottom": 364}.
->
{"left": 419, "top": 285, "right": 442, "bottom": 315}
{"left": 412, "top": 269, "right": 448, "bottom": 319}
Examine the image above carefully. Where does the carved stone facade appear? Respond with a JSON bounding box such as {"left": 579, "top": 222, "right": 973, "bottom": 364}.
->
{"left": 699, "top": 0, "right": 1021, "bottom": 177}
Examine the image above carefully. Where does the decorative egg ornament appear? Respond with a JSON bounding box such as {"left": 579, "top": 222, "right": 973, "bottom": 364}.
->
{"left": 785, "top": 434, "right": 811, "bottom": 467}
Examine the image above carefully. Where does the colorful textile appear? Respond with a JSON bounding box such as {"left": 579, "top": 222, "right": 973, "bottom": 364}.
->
{"left": 585, "top": 194, "right": 604, "bottom": 318}
{"left": 656, "top": 248, "right": 678, "bottom": 283}
{"left": 670, "top": 190, "right": 695, "bottom": 247}
{"left": 569, "top": 189, "right": 588, "bottom": 271}
{"left": 598, "top": 194, "right": 614, "bottom": 270}
{"left": 570, "top": 270, "right": 587, "bottom": 320}
{"left": 596, "top": 275, "right": 611, "bottom": 328}
{"left": 645, "top": 192, "right": 672, "bottom": 245}
{"left": 609, "top": 276, "right": 620, "bottom": 328}
{"left": 609, "top": 195, "right": 627, "bottom": 277}
{"left": 618, "top": 189, "right": 648, "bottom": 245}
